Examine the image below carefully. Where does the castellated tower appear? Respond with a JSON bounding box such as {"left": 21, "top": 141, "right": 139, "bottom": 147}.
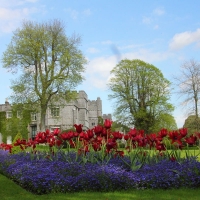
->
{"left": 88, "top": 97, "right": 102, "bottom": 129}
{"left": 76, "top": 90, "right": 89, "bottom": 130}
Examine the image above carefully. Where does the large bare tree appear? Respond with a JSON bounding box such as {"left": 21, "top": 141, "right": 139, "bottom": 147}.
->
{"left": 2, "top": 20, "right": 87, "bottom": 131}
{"left": 174, "top": 59, "right": 200, "bottom": 131}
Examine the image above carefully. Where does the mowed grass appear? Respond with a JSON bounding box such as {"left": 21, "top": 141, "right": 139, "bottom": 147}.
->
{"left": 1, "top": 174, "right": 200, "bottom": 200}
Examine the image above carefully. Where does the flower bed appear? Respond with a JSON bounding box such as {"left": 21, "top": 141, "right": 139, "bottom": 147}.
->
{"left": 0, "top": 119, "right": 200, "bottom": 194}
{"left": 0, "top": 150, "right": 200, "bottom": 194}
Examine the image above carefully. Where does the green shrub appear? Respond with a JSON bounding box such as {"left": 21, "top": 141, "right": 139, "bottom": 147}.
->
{"left": 11, "top": 132, "right": 25, "bottom": 154}
{"left": 61, "top": 128, "right": 76, "bottom": 133}
{"left": 162, "top": 137, "right": 172, "bottom": 150}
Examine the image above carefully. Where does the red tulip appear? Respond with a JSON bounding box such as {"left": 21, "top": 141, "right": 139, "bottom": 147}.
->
{"left": 60, "top": 131, "right": 74, "bottom": 141}
{"left": 127, "top": 128, "right": 137, "bottom": 137}
{"left": 86, "top": 129, "right": 94, "bottom": 138}
{"left": 53, "top": 128, "right": 60, "bottom": 136}
{"left": 112, "top": 131, "right": 123, "bottom": 140}
{"left": 114, "top": 150, "right": 124, "bottom": 157}
{"left": 67, "top": 139, "right": 75, "bottom": 148}
{"left": 147, "top": 133, "right": 157, "bottom": 149}
{"left": 168, "top": 130, "right": 182, "bottom": 145}
{"left": 185, "top": 135, "right": 197, "bottom": 145}
{"left": 55, "top": 139, "right": 63, "bottom": 147}
{"left": 74, "top": 124, "right": 83, "bottom": 133}
{"left": 158, "top": 128, "right": 168, "bottom": 138}
{"left": 179, "top": 128, "right": 188, "bottom": 138}
{"left": 0, "top": 143, "right": 13, "bottom": 153}
{"left": 106, "top": 139, "right": 117, "bottom": 152}
{"left": 156, "top": 142, "right": 166, "bottom": 152}
{"left": 93, "top": 125, "right": 103, "bottom": 135}
{"left": 26, "top": 138, "right": 37, "bottom": 149}
{"left": 92, "top": 142, "right": 101, "bottom": 151}
{"left": 124, "top": 134, "right": 130, "bottom": 140}
{"left": 104, "top": 119, "right": 112, "bottom": 129}
{"left": 170, "top": 156, "right": 176, "bottom": 162}
{"left": 195, "top": 132, "right": 200, "bottom": 139}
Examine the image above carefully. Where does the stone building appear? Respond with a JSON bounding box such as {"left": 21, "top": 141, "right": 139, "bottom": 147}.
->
{"left": 0, "top": 99, "right": 12, "bottom": 118}
{"left": 0, "top": 91, "right": 112, "bottom": 139}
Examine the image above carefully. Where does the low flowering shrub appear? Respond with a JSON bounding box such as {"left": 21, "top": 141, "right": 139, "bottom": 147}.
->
{"left": 0, "top": 152, "right": 136, "bottom": 194}
{"left": 0, "top": 151, "right": 200, "bottom": 194}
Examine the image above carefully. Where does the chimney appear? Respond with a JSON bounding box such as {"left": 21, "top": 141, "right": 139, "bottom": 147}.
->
{"left": 5, "top": 98, "right": 9, "bottom": 106}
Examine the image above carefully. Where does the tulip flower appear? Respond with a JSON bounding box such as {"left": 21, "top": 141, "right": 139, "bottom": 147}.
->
{"left": 74, "top": 124, "right": 83, "bottom": 133}
{"left": 185, "top": 135, "right": 197, "bottom": 145}
{"left": 156, "top": 142, "right": 166, "bottom": 152}
{"left": 114, "top": 150, "right": 124, "bottom": 157}
{"left": 53, "top": 128, "right": 60, "bottom": 136}
{"left": 124, "top": 134, "right": 130, "bottom": 140}
{"left": 168, "top": 130, "right": 182, "bottom": 145}
{"left": 93, "top": 125, "right": 103, "bottom": 135}
{"left": 104, "top": 119, "right": 112, "bottom": 129}
{"left": 170, "top": 156, "right": 176, "bottom": 162}
{"left": 179, "top": 128, "right": 188, "bottom": 138}
{"left": 158, "top": 128, "right": 168, "bottom": 138}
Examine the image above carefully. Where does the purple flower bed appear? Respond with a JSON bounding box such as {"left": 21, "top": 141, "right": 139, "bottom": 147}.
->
{"left": 0, "top": 150, "right": 200, "bottom": 194}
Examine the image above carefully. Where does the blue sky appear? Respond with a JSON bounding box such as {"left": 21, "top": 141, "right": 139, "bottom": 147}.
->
{"left": 0, "top": 0, "right": 200, "bottom": 128}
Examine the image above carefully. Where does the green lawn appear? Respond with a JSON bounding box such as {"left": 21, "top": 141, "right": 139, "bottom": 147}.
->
{"left": 1, "top": 174, "right": 200, "bottom": 200}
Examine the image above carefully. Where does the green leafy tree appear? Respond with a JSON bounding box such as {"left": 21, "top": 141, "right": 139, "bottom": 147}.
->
{"left": 183, "top": 115, "right": 200, "bottom": 135}
{"left": 98, "top": 116, "right": 104, "bottom": 126}
{"left": 108, "top": 59, "right": 176, "bottom": 133}
{"left": 2, "top": 19, "right": 86, "bottom": 131}
{"left": 111, "top": 121, "right": 130, "bottom": 133}
{"left": 153, "top": 113, "right": 177, "bottom": 131}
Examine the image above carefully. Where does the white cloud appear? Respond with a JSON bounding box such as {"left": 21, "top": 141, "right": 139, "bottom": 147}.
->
{"left": 122, "top": 49, "right": 171, "bottom": 63}
{"left": 0, "top": 0, "right": 38, "bottom": 7}
{"left": 173, "top": 110, "right": 188, "bottom": 128}
{"left": 101, "top": 40, "right": 112, "bottom": 45}
{"left": 83, "top": 56, "right": 117, "bottom": 89}
{"left": 169, "top": 28, "right": 200, "bottom": 50}
{"left": 82, "top": 9, "right": 91, "bottom": 16}
{"left": 0, "top": 7, "right": 39, "bottom": 33}
{"left": 65, "top": 8, "right": 79, "bottom": 20}
{"left": 154, "top": 24, "right": 159, "bottom": 29}
{"left": 0, "top": 0, "right": 43, "bottom": 33}
{"left": 84, "top": 48, "right": 171, "bottom": 90}
{"left": 142, "top": 16, "right": 152, "bottom": 24}
{"left": 174, "top": 115, "right": 186, "bottom": 128}
{"left": 87, "top": 56, "right": 117, "bottom": 76}
{"left": 119, "top": 43, "right": 149, "bottom": 50}
{"left": 142, "top": 7, "right": 165, "bottom": 28}
{"left": 153, "top": 8, "right": 165, "bottom": 16}
{"left": 65, "top": 8, "right": 92, "bottom": 20}
{"left": 87, "top": 47, "right": 100, "bottom": 54}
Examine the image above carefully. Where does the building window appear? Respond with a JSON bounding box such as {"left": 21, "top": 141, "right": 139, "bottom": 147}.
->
{"left": 31, "top": 126, "right": 37, "bottom": 139}
{"left": 50, "top": 126, "right": 60, "bottom": 133}
{"left": 17, "top": 111, "right": 22, "bottom": 118}
{"left": 92, "top": 122, "right": 95, "bottom": 126}
{"left": 31, "top": 113, "right": 37, "bottom": 121}
{"left": 6, "top": 111, "right": 12, "bottom": 118}
{"left": 51, "top": 107, "right": 60, "bottom": 117}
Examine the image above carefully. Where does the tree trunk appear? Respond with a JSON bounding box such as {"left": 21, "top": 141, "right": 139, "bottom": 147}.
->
{"left": 40, "top": 105, "right": 47, "bottom": 132}
{"left": 194, "top": 97, "right": 199, "bottom": 132}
